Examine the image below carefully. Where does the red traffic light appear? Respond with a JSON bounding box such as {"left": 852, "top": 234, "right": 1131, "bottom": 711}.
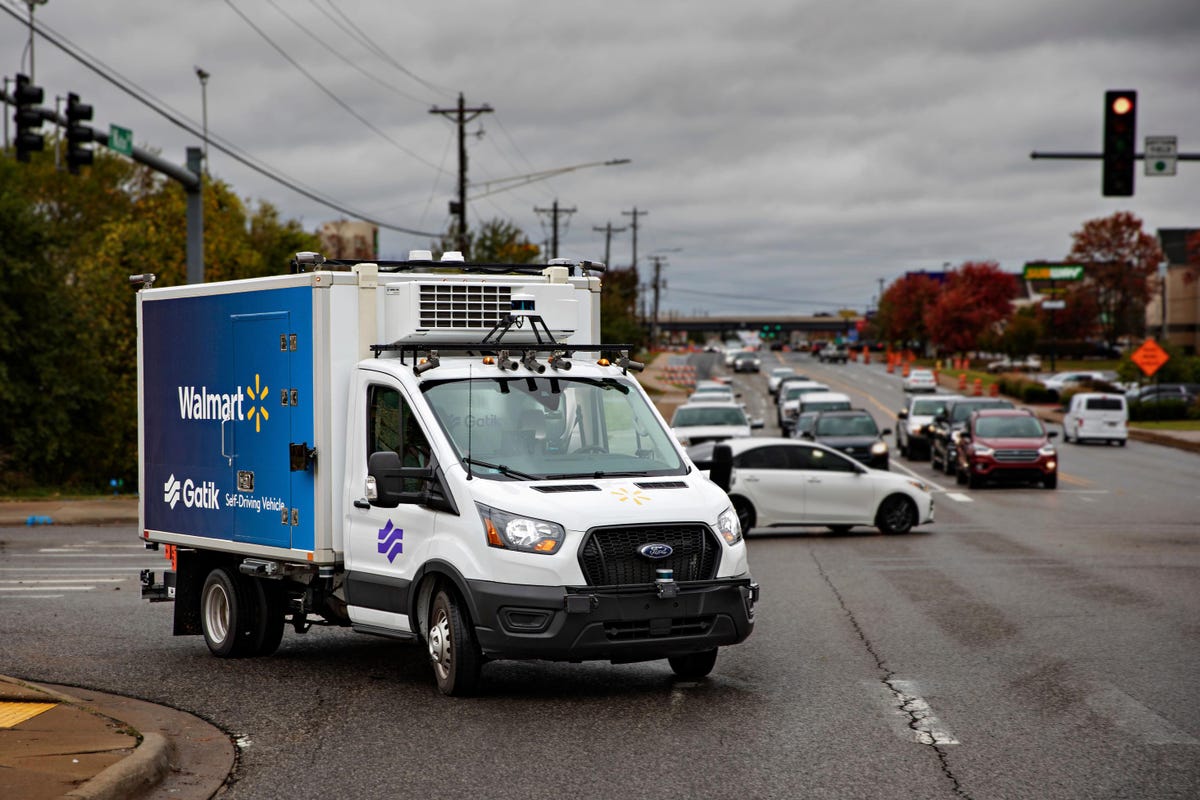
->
{"left": 1111, "top": 95, "right": 1134, "bottom": 115}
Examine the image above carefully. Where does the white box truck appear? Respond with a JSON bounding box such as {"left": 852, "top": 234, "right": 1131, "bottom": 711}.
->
{"left": 137, "top": 252, "right": 757, "bottom": 695}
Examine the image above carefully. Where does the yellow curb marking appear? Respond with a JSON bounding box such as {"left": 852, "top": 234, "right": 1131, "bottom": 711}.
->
{"left": 0, "top": 701, "right": 59, "bottom": 728}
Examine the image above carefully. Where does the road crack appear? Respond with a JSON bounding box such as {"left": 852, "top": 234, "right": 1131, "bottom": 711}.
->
{"left": 811, "top": 548, "right": 972, "bottom": 800}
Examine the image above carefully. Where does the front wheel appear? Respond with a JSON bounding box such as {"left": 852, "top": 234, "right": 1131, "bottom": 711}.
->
{"left": 1043, "top": 474, "right": 1058, "bottom": 489}
{"left": 732, "top": 497, "right": 756, "bottom": 533}
{"left": 428, "top": 588, "right": 483, "bottom": 696}
{"left": 875, "top": 495, "right": 916, "bottom": 535}
{"left": 668, "top": 648, "right": 718, "bottom": 680}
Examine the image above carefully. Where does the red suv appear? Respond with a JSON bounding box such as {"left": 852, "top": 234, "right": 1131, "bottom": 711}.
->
{"left": 954, "top": 409, "right": 1058, "bottom": 489}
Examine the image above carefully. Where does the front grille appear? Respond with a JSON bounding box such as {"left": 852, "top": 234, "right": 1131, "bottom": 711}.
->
{"left": 994, "top": 449, "right": 1039, "bottom": 463}
{"left": 578, "top": 524, "right": 720, "bottom": 586}
{"left": 418, "top": 283, "right": 512, "bottom": 329}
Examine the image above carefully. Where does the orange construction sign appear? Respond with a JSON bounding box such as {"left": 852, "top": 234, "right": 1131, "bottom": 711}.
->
{"left": 1131, "top": 338, "right": 1169, "bottom": 377}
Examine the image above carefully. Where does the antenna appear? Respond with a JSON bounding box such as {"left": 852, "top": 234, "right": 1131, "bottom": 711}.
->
{"left": 466, "top": 363, "right": 474, "bottom": 481}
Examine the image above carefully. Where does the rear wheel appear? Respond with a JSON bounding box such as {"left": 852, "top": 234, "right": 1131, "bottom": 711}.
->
{"left": 250, "top": 580, "right": 286, "bottom": 657}
{"left": 201, "top": 567, "right": 257, "bottom": 658}
{"left": 428, "top": 587, "right": 483, "bottom": 696}
{"left": 668, "top": 648, "right": 718, "bottom": 680}
{"left": 876, "top": 495, "right": 916, "bottom": 535}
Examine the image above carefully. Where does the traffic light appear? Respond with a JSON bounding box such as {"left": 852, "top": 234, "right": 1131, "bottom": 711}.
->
{"left": 1102, "top": 90, "right": 1136, "bottom": 196}
{"left": 13, "top": 73, "right": 45, "bottom": 162}
{"left": 65, "top": 92, "right": 95, "bottom": 174}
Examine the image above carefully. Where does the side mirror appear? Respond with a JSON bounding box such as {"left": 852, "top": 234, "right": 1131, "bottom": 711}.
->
{"left": 897, "top": 409, "right": 909, "bottom": 420}
{"left": 934, "top": 414, "right": 948, "bottom": 424}
{"left": 801, "top": 432, "right": 814, "bottom": 440}
{"left": 880, "top": 428, "right": 892, "bottom": 436}
{"left": 709, "top": 443, "right": 733, "bottom": 492}
{"left": 367, "top": 451, "right": 458, "bottom": 514}
{"left": 750, "top": 417, "right": 765, "bottom": 430}
{"left": 1047, "top": 430, "right": 1059, "bottom": 439}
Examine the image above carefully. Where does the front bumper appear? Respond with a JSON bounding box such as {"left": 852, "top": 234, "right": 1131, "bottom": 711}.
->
{"left": 968, "top": 457, "right": 1055, "bottom": 482}
{"left": 467, "top": 575, "right": 758, "bottom": 663}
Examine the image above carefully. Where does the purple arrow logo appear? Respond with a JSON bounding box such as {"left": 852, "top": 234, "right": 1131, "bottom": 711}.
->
{"left": 377, "top": 520, "right": 404, "bottom": 562}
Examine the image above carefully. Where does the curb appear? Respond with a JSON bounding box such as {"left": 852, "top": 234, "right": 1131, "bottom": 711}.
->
{"left": 66, "top": 732, "right": 173, "bottom": 800}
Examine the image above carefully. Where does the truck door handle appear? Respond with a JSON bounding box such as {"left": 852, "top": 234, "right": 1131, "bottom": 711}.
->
{"left": 221, "top": 417, "right": 235, "bottom": 465}
{"left": 353, "top": 499, "right": 371, "bottom": 510}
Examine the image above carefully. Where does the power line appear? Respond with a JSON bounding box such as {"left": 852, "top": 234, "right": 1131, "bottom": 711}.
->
{"left": 0, "top": 2, "right": 441, "bottom": 236}
{"left": 265, "top": 0, "right": 436, "bottom": 107}
{"left": 319, "top": 0, "right": 451, "bottom": 96}
{"left": 224, "top": 0, "right": 446, "bottom": 174}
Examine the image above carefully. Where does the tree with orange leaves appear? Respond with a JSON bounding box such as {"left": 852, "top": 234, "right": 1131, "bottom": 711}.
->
{"left": 1066, "top": 211, "right": 1163, "bottom": 350}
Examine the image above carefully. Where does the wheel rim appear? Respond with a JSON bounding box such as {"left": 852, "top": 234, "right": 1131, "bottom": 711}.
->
{"left": 428, "top": 606, "right": 452, "bottom": 681}
{"left": 883, "top": 499, "right": 913, "bottom": 533}
{"left": 204, "top": 583, "right": 230, "bottom": 644}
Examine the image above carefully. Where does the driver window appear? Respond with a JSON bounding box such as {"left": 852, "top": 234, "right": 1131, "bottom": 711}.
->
{"left": 734, "top": 446, "right": 790, "bottom": 470}
{"left": 368, "top": 385, "right": 431, "bottom": 488}
{"left": 797, "top": 445, "right": 857, "bottom": 473}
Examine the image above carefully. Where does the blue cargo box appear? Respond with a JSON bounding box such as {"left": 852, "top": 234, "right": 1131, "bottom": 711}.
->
{"left": 139, "top": 277, "right": 325, "bottom": 559}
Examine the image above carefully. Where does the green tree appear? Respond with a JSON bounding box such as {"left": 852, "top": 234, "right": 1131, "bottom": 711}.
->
{"left": 438, "top": 217, "right": 540, "bottom": 263}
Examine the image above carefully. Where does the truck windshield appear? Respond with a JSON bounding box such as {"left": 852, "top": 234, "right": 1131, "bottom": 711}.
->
{"left": 422, "top": 376, "right": 686, "bottom": 480}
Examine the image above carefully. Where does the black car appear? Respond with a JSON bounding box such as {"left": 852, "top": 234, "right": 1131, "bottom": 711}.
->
{"left": 1130, "top": 383, "right": 1200, "bottom": 406}
{"left": 928, "top": 397, "right": 1015, "bottom": 475}
{"left": 799, "top": 409, "right": 891, "bottom": 469}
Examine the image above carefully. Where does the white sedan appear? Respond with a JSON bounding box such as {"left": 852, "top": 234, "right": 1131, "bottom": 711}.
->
{"left": 902, "top": 368, "right": 938, "bottom": 393}
{"left": 670, "top": 402, "right": 754, "bottom": 447}
{"left": 689, "top": 437, "right": 934, "bottom": 535}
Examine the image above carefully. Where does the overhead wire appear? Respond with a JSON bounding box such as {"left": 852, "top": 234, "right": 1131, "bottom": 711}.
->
{"left": 0, "top": 1, "right": 441, "bottom": 236}
{"left": 315, "top": 0, "right": 451, "bottom": 96}
{"left": 223, "top": 0, "right": 447, "bottom": 175}
{"left": 265, "top": 0, "right": 437, "bottom": 107}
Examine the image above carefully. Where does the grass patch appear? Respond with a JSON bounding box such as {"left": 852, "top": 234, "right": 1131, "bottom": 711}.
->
{"left": 1130, "top": 419, "right": 1200, "bottom": 431}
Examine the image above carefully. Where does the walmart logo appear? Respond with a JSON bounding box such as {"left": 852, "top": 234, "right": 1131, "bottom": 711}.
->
{"left": 176, "top": 372, "right": 271, "bottom": 434}
{"left": 245, "top": 373, "right": 269, "bottom": 433}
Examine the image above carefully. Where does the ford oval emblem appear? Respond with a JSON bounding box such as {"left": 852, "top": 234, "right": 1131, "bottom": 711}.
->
{"left": 638, "top": 543, "right": 674, "bottom": 560}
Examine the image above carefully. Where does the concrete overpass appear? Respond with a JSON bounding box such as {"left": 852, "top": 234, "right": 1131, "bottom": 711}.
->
{"left": 655, "top": 313, "right": 865, "bottom": 338}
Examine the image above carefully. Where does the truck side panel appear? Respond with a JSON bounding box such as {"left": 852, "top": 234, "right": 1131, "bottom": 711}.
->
{"left": 141, "top": 286, "right": 316, "bottom": 552}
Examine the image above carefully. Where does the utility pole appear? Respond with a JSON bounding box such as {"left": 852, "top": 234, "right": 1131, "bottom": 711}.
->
{"left": 534, "top": 199, "right": 577, "bottom": 259}
{"left": 430, "top": 92, "right": 492, "bottom": 254}
{"left": 621, "top": 206, "right": 648, "bottom": 270}
{"left": 648, "top": 254, "right": 668, "bottom": 346}
{"left": 592, "top": 221, "right": 627, "bottom": 266}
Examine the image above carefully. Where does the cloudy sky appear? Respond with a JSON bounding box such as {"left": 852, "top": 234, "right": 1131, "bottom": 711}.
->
{"left": 4, "top": 0, "right": 1197, "bottom": 315}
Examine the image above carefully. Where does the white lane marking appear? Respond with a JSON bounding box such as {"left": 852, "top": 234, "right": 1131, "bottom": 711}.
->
{"left": 0, "top": 578, "right": 123, "bottom": 584}
{"left": 0, "top": 586, "right": 95, "bottom": 592}
{"left": 887, "top": 460, "right": 951, "bottom": 493}
{"left": 3, "top": 594, "right": 66, "bottom": 599}
{"left": 1085, "top": 683, "right": 1199, "bottom": 745}
{"left": 944, "top": 492, "right": 973, "bottom": 503}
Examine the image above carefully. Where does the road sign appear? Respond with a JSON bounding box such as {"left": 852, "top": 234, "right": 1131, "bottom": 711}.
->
{"left": 108, "top": 124, "right": 133, "bottom": 157}
{"left": 1130, "top": 338, "right": 1169, "bottom": 377}
{"left": 1042, "top": 300, "right": 1066, "bottom": 310}
{"left": 1023, "top": 263, "right": 1084, "bottom": 281}
{"left": 1145, "top": 135, "right": 1177, "bottom": 176}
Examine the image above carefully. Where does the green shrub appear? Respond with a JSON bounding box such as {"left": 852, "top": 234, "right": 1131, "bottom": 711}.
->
{"left": 1128, "top": 400, "right": 1190, "bottom": 421}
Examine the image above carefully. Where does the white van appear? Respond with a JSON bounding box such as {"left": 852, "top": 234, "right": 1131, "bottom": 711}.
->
{"left": 1062, "top": 392, "right": 1128, "bottom": 446}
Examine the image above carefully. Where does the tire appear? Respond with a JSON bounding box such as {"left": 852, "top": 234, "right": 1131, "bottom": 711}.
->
{"left": 250, "top": 580, "right": 286, "bottom": 657}
{"left": 897, "top": 437, "right": 908, "bottom": 458}
{"left": 967, "top": 470, "right": 982, "bottom": 489}
{"left": 955, "top": 465, "right": 966, "bottom": 485}
{"left": 943, "top": 451, "right": 956, "bottom": 475}
{"left": 875, "top": 495, "right": 916, "bottom": 535}
{"left": 428, "top": 587, "right": 483, "bottom": 696}
{"left": 930, "top": 446, "right": 941, "bottom": 471}
{"left": 1062, "top": 428, "right": 1071, "bottom": 443}
{"left": 732, "top": 497, "right": 756, "bottom": 533}
{"left": 668, "top": 648, "right": 718, "bottom": 680}
{"left": 1043, "top": 474, "right": 1058, "bottom": 489}
{"left": 1117, "top": 439, "right": 1126, "bottom": 447}
{"left": 201, "top": 567, "right": 258, "bottom": 658}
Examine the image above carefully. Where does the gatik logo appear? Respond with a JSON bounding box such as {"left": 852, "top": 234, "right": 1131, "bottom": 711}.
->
{"left": 163, "top": 474, "right": 219, "bottom": 511}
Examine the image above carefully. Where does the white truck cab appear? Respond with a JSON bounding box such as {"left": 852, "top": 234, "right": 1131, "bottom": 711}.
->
{"left": 137, "top": 253, "right": 757, "bottom": 694}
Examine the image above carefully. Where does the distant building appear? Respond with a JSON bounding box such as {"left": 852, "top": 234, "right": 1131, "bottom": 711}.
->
{"left": 1146, "top": 228, "right": 1199, "bottom": 354}
{"left": 319, "top": 219, "right": 378, "bottom": 260}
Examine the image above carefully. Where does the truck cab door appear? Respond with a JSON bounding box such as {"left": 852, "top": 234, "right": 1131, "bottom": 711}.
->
{"left": 344, "top": 379, "right": 440, "bottom": 636}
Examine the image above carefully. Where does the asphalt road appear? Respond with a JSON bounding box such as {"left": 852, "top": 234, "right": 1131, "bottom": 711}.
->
{"left": 2, "top": 352, "right": 1197, "bottom": 799}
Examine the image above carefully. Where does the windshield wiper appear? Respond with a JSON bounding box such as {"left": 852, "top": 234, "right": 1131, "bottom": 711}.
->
{"left": 463, "top": 458, "right": 538, "bottom": 481}
{"left": 544, "top": 470, "right": 651, "bottom": 480}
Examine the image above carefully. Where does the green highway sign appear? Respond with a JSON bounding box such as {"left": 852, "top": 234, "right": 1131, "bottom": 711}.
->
{"left": 1023, "top": 263, "right": 1084, "bottom": 281}
{"left": 108, "top": 124, "right": 133, "bottom": 156}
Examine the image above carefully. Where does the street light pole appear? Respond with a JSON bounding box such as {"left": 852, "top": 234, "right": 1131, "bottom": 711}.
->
{"left": 25, "top": 0, "right": 48, "bottom": 81}
{"left": 195, "top": 67, "right": 210, "bottom": 172}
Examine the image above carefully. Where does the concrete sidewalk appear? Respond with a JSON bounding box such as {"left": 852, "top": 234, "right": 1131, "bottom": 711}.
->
{"left": 0, "top": 675, "right": 232, "bottom": 800}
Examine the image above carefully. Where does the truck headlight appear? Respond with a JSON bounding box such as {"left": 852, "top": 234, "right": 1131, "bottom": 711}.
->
{"left": 716, "top": 506, "right": 742, "bottom": 545}
{"left": 477, "top": 504, "right": 564, "bottom": 554}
